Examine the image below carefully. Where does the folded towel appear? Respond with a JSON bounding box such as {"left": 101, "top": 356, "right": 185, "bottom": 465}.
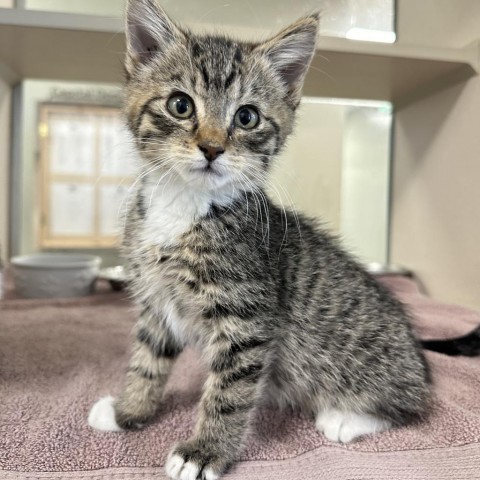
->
{"left": 1, "top": 275, "right": 479, "bottom": 479}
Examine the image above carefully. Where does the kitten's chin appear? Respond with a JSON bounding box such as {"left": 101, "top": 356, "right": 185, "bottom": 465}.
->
{"left": 182, "top": 167, "right": 233, "bottom": 191}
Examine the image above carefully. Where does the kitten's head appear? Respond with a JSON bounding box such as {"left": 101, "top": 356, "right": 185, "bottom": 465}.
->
{"left": 124, "top": 0, "right": 318, "bottom": 193}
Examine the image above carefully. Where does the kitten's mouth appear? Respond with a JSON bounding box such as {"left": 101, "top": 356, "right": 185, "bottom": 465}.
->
{"left": 190, "top": 165, "right": 222, "bottom": 177}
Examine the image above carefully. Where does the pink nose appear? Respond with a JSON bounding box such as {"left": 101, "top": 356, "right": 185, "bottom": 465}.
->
{"left": 198, "top": 143, "right": 225, "bottom": 162}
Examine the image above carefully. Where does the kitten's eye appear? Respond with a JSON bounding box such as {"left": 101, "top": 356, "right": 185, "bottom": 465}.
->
{"left": 234, "top": 106, "right": 259, "bottom": 130}
{"left": 167, "top": 94, "right": 194, "bottom": 119}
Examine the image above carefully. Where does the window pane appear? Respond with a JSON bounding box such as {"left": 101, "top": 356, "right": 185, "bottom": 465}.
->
{"left": 49, "top": 116, "right": 96, "bottom": 176}
{"left": 49, "top": 183, "right": 95, "bottom": 236}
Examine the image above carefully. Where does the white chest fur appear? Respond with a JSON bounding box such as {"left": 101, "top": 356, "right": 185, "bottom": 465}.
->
{"left": 137, "top": 167, "right": 246, "bottom": 248}
{"left": 140, "top": 175, "right": 213, "bottom": 247}
{"left": 134, "top": 172, "right": 239, "bottom": 345}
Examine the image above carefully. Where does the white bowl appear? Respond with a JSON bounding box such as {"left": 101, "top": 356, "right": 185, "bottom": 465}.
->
{"left": 11, "top": 253, "right": 101, "bottom": 298}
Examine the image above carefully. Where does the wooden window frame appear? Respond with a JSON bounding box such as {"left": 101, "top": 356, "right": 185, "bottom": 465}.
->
{"left": 37, "top": 103, "right": 132, "bottom": 249}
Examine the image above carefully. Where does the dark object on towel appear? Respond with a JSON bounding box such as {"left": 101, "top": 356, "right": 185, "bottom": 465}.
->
{"left": 422, "top": 325, "right": 480, "bottom": 356}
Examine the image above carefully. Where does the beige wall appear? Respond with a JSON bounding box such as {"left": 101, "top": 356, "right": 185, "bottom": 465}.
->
{"left": 392, "top": 1, "right": 480, "bottom": 310}
{"left": 397, "top": 0, "right": 480, "bottom": 48}
{"left": 0, "top": 77, "right": 11, "bottom": 263}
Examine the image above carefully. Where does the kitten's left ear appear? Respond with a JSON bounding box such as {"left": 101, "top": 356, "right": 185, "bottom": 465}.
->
{"left": 125, "top": 0, "right": 185, "bottom": 75}
{"left": 257, "top": 14, "right": 319, "bottom": 100}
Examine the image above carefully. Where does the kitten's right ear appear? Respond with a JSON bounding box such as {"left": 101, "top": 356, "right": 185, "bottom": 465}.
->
{"left": 125, "top": 0, "right": 184, "bottom": 74}
{"left": 257, "top": 14, "right": 319, "bottom": 102}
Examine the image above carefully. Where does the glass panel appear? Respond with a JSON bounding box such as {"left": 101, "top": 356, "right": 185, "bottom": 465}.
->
{"left": 269, "top": 98, "right": 392, "bottom": 265}
{"left": 49, "top": 183, "right": 94, "bottom": 236}
{"left": 49, "top": 115, "right": 96, "bottom": 176}
{"left": 24, "top": 0, "right": 395, "bottom": 42}
{"left": 341, "top": 103, "right": 392, "bottom": 263}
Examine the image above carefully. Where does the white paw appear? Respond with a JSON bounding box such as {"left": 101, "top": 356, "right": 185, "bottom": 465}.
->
{"left": 165, "top": 453, "right": 220, "bottom": 480}
{"left": 316, "top": 409, "right": 390, "bottom": 443}
{"left": 203, "top": 468, "right": 220, "bottom": 480}
{"left": 316, "top": 409, "right": 344, "bottom": 441}
{"left": 88, "top": 395, "right": 123, "bottom": 432}
{"left": 165, "top": 454, "right": 183, "bottom": 479}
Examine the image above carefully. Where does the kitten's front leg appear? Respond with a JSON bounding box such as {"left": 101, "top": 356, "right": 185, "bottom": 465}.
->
{"left": 89, "top": 311, "right": 182, "bottom": 431}
{"left": 165, "top": 327, "right": 270, "bottom": 480}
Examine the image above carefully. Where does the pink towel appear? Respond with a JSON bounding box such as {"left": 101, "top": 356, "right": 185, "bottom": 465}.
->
{"left": 1, "top": 275, "right": 479, "bottom": 479}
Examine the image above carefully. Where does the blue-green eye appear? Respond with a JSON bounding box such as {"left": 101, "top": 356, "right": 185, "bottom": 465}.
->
{"left": 234, "top": 106, "right": 259, "bottom": 129}
{"left": 167, "top": 94, "right": 194, "bottom": 119}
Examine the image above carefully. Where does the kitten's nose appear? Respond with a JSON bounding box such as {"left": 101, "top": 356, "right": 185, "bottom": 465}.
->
{"left": 198, "top": 143, "right": 225, "bottom": 162}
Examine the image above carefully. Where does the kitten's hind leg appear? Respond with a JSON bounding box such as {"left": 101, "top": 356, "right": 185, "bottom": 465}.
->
{"left": 89, "top": 318, "right": 182, "bottom": 431}
{"left": 316, "top": 408, "right": 391, "bottom": 443}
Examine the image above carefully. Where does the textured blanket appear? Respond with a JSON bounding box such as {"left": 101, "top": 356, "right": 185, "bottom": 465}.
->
{"left": 1, "top": 275, "right": 479, "bottom": 479}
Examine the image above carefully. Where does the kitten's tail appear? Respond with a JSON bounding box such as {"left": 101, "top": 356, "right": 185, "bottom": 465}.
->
{"left": 421, "top": 326, "right": 480, "bottom": 356}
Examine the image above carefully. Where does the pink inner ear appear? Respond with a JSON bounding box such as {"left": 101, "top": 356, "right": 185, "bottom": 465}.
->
{"left": 129, "top": 21, "right": 160, "bottom": 63}
{"left": 126, "top": 0, "right": 182, "bottom": 67}
{"left": 277, "top": 59, "right": 309, "bottom": 89}
{"left": 269, "top": 34, "right": 316, "bottom": 88}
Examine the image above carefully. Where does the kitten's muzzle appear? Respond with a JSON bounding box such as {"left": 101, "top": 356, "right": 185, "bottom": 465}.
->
{"left": 198, "top": 142, "right": 225, "bottom": 162}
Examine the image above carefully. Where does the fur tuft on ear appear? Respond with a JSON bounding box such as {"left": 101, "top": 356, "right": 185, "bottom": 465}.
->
{"left": 125, "top": 0, "right": 184, "bottom": 74}
{"left": 258, "top": 14, "right": 319, "bottom": 99}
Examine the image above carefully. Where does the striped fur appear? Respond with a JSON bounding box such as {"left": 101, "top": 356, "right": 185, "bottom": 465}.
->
{"left": 106, "top": 1, "right": 431, "bottom": 479}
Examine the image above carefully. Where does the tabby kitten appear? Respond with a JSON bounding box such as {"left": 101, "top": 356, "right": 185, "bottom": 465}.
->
{"left": 89, "top": 1, "right": 431, "bottom": 479}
